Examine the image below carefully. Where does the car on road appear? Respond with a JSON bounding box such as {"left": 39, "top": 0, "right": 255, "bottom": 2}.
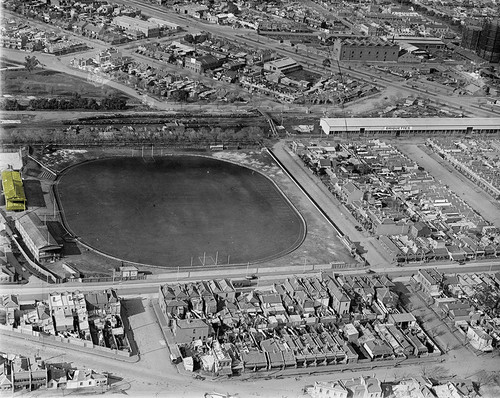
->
{"left": 245, "top": 274, "right": 258, "bottom": 280}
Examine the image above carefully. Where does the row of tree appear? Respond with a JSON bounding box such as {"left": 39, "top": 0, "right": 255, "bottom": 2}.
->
{"left": 1, "top": 94, "right": 128, "bottom": 111}
{"left": 2, "top": 125, "right": 265, "bottom": 145}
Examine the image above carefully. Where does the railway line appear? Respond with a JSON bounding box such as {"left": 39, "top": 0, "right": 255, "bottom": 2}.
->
{"left": 112, "top": 0, "right": 499, "bottom": 118}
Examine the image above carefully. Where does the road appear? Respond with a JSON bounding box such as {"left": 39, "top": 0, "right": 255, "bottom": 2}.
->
{"left": 2, "top": 298, "right": 499, "bottom": 398}
{"left": 74, "top": 0, "right": 499, "bottom": 118}
{"left": 4, "top": 4, "right": 500, "bottom": 119}
{"left": 272, "top": 141, "right": 392, "bottom": 267}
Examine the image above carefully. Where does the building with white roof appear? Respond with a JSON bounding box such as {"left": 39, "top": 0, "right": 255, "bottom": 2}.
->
{"left": 320, "top": 117, "right": 500, "bottom": 136}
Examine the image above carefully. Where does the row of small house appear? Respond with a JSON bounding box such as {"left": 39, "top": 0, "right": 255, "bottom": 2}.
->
{"left": 0, "top": 18, "right": 89, "bottom": 55}
{"left": 293, "top": 139, "right": 500, "bottom": 264}
{"left": 0, "top": 289, "right": 129, "bottom": 352}
{"left": 0, "top": 353, "right": 107, "bottom": 393}
{"left": 412, "top": 268, "right": 500, "bottom": 352}
{"left": 159, "top": 274, "right": 402, "bottom": 321}
{"left": 159, "top": 275, "right": 440, "bottom": 373}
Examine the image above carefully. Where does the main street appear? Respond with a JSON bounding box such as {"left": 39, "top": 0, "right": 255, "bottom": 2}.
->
{"left": 3, "top": 260, "right": 499, "bottom": 302}
{"left": 3, "top": 331, "right": 499, "bottom": 398}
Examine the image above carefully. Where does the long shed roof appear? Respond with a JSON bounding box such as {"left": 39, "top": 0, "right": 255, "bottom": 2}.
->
{"left": 320, "top": 117, "right": 500, "bottom": 132}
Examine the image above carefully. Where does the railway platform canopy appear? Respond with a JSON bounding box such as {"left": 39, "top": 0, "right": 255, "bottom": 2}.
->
{"left": 319, "top": 117, "right": 500, "bottom": 136}
{"left": 1, "top": 170, "right": 26, "bottom": 211}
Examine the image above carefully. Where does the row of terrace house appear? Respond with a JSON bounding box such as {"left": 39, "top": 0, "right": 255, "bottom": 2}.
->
{"left": 158, "top": 275, "right": 440, "bottom": 374}
{"left": 293, "top": 138, "right": 500, "bottom": 264}
{"left": 412, "top": 269, "right": 500, "bottom": 351}
{"left": 0, "top": 290, "right": 129, "bottom": 353}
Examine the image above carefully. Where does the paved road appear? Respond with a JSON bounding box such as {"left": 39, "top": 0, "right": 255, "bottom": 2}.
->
{"left": 398, "top": 143, "right": 500, "bottom": 228}
{"left": 5, "top": 258, "right": 500, "bottom": 302}
{"left": 271, "top": 142, "right": 392, "bottom": 267}
{"left": 97, "top": 0, "right": 499, "bottom": 118}
{"left": 2, "top": 321, "right": 499, "bottom": 398}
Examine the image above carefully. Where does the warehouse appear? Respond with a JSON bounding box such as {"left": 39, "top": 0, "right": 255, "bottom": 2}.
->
{"left": 2, "top": 170, "right": 26, "bottom": 211}
{"left": 263, "top": 57, "right": 302, "bottom": 74}
{"left": 319, "top": 117, "right": 500, "bottom": 136}
{"left": 112, "top": 16, "right": 159, "bottom": 38}
{"left": 14, "top": 213, "right": 62, "bottom": 262}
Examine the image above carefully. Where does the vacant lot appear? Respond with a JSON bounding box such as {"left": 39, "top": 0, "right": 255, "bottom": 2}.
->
{"left": 56, "top": 155, "right": 305, "bottom": 268}
{"left": 1, "top": 68, "right": 130, "bottom": 100}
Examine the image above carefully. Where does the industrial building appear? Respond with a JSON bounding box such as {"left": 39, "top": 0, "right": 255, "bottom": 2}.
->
{"left": 14, "top": 213, "right": 62, "bottom": 262}
{"left": 319, "top": 117, "right": 500, "bottom": 136}
{"left": 147, "top": 17, "right": 181, "bottom": 31}
{"left": 332, "top": 38, "right": 399, "bottom": 62}
{"left": 263, "top": 57, "right": 302, "bottom": 74}
{"left": 392, "top": 36, "right": 445, "bottom": 51}
{"left": 112, "top": 16, "right": 159, "bottom": 38}
{"left": 1, "top": 170, "right": 26, "bottom": 211}
{"left": 183, "top": 54, "right": 224, "bottom": 74}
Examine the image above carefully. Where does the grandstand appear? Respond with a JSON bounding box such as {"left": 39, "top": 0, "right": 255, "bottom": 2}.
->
{"left": 1, "top": 170, "right": 26, "bottom": 211}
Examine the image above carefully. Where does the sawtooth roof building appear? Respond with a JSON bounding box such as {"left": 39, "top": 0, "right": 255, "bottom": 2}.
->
{"left": 320, "top": 117, "right": 500, "bottom": 136}
{"left": 1, "top": 171, "right": 26, "bottom": 211}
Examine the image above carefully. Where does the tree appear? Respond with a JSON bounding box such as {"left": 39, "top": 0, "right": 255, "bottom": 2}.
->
{"left": 323, "top": 58, "right": 331, "bottom": 68}
{"left": 24, "top": 55, "right": 39, "bottom": 73}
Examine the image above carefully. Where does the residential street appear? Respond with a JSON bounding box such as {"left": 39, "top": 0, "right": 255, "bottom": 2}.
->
{"left": 272, "top": 141, "right": 392, "bottom": 268}
{"left": 2, "top": 324, "right": 499, "bottom": 398}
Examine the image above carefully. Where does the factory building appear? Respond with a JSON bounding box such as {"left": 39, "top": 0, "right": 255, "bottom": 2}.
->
{"left": 112, "top": 16, "right": 159, "bottom": 38}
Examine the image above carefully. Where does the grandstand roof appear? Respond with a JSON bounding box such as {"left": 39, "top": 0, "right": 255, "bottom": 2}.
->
{"left": 16, "top": 212, "right": 61, "bottom": 251}
{"left": 1, "top": 170, "right": 26, "bottom": 211}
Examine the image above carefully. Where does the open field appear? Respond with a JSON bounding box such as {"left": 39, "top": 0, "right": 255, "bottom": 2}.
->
{"left": 56, "top": 155, "right": 305, "bottom": 267}
{"left": 1, "top": 68, "right": 132, "bottom": 100}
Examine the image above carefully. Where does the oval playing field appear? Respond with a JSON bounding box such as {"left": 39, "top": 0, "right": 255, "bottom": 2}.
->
{"left": 56, "top": 156, "right": 305, "bottom": 267}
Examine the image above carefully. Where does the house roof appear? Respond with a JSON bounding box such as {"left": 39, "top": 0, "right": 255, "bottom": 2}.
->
{"left": 388, "top": 312, "right": 416, "bottom": 323}
{"left": 364, "top": 339, "right": 393, "bottom": 356}
{"left": 0, "top": 294, "right": 19, "bottom": 308}
{"left": 176, "top": 318, "right": 208, "bottom": 329}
